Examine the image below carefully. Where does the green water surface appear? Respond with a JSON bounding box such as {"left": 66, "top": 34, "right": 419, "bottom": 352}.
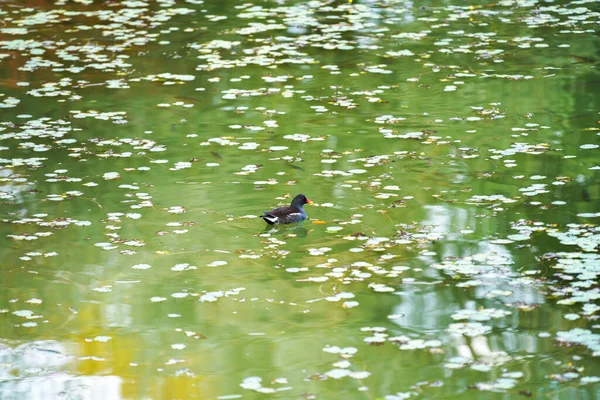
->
{"left": 0, "top": 0, "right": 599, "bottom": 399}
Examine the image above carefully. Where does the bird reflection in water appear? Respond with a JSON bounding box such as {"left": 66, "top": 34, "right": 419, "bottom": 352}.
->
{"left": 261, "top": 222, "right": 311, "bottom": 238}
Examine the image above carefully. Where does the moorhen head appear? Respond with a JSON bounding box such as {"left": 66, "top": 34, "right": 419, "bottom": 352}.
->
{"left": 261, "top": 194, "right": 313, "bottom": 225}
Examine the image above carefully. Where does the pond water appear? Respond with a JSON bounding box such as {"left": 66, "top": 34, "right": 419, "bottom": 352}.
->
{"left": 1, "top": 0, "right": 599, "bottom": 399}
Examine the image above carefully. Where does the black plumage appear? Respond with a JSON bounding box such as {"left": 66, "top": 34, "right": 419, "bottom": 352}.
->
{"left": 261, "top": 194, "right": 313, "bottom": 225}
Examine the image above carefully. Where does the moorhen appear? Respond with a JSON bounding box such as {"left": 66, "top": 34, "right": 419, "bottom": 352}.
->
{"left": 261, "top": 194, "right": 313, "bottom": 225}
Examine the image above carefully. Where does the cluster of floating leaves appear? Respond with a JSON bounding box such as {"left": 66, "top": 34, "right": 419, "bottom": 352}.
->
{"left": 451, "top": 308, "right": 512, "bottom": 322}
{"left": 361, "top": 326, "right": 443, "bottom": 352}
{"left": 240, "top": 376, "right": 291, "bottom": 394}
{"left": 556, "top": 329, "right": 600, "bottom": 357}
{"left": 315, "top": 344, "right": 371, "bottom": 382}
{"left": 432, "top": 251, "right": 521, "bottom": 286}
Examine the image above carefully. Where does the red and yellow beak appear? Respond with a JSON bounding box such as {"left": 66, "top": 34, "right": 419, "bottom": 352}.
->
{"left": 306, "top": 198, "right": 314, "bottom": 205}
